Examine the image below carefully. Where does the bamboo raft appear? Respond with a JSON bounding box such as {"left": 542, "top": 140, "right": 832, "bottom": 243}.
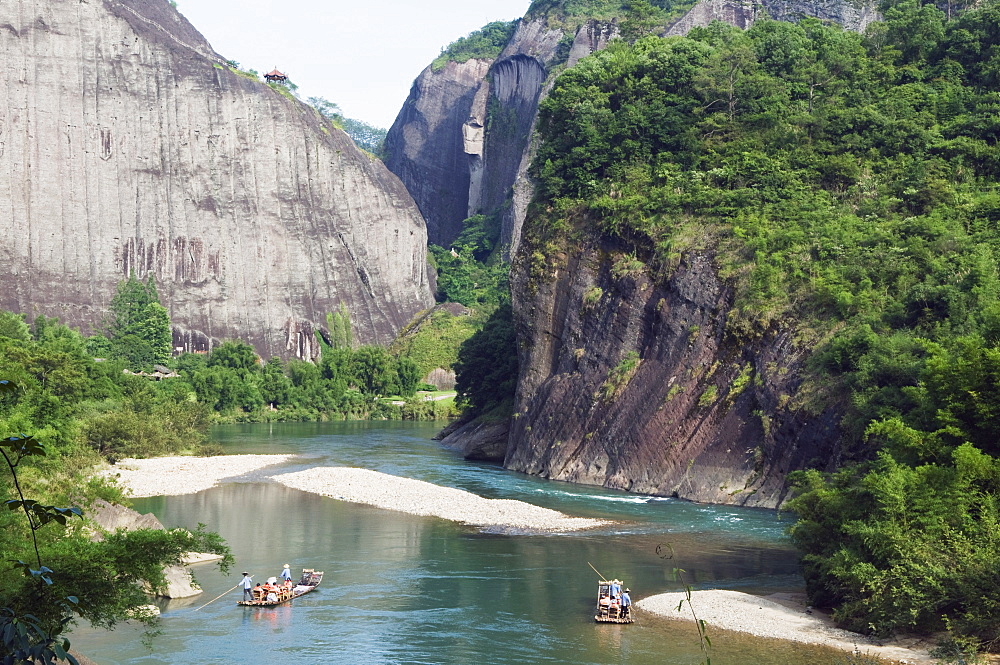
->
{"left": 237, "top": 569, "right": 323, "bottom": 607}
{"left": 594, "top": 579, "right": 634, "bottom": 624}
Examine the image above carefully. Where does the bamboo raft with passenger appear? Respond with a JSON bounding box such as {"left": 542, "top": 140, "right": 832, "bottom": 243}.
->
{"left": 237, "top": 568, "right": 323, "bottom": 607}
{"left": 589, "top": 563, "right": 634, "bottom": 623}
{"left": 595, "top": 578, "right": 634, "bottom": 623}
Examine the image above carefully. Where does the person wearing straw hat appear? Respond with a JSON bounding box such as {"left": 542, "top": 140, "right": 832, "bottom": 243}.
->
{"left": 239, "top": 572, "right": 254, "bottom": 601}
{"left": 621, "top": 588, "right": 632, "bottom": 619}
{"left": 609, "top": 579, "right": 622, "bottom": 598}
{"left": 280, "top": 564, "right": 293, "bottom": 583}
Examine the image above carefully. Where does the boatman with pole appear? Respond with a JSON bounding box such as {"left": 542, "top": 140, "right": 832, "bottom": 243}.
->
{"left": 239, "top": 572, "right": 254, "bottom": 601}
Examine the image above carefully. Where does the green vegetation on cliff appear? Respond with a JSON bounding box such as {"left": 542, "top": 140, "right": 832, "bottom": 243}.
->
{"left": 432, "top": 21, "right": 518, "bottom": 71}
{"left": 528, "top": 0, "right": 1000, "bottom": 647}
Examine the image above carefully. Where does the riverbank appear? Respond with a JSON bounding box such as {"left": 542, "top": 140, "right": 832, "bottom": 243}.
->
{"left": 273, "top": 467, "right": 610, "bottom": 532}
{"left": 100, "top": 455, "right": 608, "bottom": 532}
{"left": 98, "top": 454, "right": 296, "bottom": 497}
{"left": 638, "top": 590, "right": 933, "bottom": 664}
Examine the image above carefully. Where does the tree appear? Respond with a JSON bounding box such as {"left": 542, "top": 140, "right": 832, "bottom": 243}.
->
{"left": 619, "top": 0, "right": 662, "bottom": 43}
{"left": 395, "top": 357, "right": 422, "bottom": 397}
{"left": 0, "top": 312, "right": 30, "bottom": 342}
{"left": 341, "top": 118, "right": 387, "bottom": 156}
{"left": 206, "top": 341, "right": 260, "bottom": 372}
{"left": 454, "top": 303, "right": 518, "bottom": 417}
{"left": 107, "top": 273, "right": 172, "bottom": 368}
{"left": 325, "top": 306, "right": 354, "bottom": 350}
{"left": 307, "top": 96, "right": 342, "bottom": 124}
{"left": 351, "top": 346, "right": 399, "bottom": 397}
{"left": 0, "top": 380, "right": 232, "bottom": 663}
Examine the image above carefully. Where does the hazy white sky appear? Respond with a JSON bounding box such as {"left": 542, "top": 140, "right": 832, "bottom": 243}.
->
{"left": 177, "top": 0, "right": 532, "bottom": 129}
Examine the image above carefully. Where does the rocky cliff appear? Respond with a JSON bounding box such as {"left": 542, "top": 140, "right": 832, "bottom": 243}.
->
{"left": 384, "top": 0, "right": 878, "bottom": 254}
{"left": 384, "top": 16, "right": 615, "bottom": 251}
{"left": 666, "top": 0, "right": 880, "bottom": 35}
{"left": 383, "top": 59, "right": 492, "bottom": 247}
{"left": 505, "top": 230, "right": 843, "bottom": 508}
{"left": 0, "top": 0, "right": 434, "bottom": 359}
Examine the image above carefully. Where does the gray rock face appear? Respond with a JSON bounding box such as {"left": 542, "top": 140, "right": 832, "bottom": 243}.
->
{"left": 0, "top": 0, "right": 434, "bottom": 359}
{"left": 384, "top": 59, "right": 492, "bottom": 247}
{"left": 383, "top": 16, "right": 575, "bottom": 252}
{"left": 440, "top": 418, "right": 510, "bottom": 462}
{"left": 506, "top": 232, "right": 843, "bottom": 508}
{"left": 666, "top": 0, "right": 880, "bottom": 36}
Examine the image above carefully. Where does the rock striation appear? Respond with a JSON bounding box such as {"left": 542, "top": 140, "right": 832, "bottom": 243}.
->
{"left": 505, "top": 231, "right": 843, "bottom": 508}
{"left": 384, "top": 16, "right": 605, "bottom": 252}
{"left": 0, "top": 0, "right": 434, "bottom": 359}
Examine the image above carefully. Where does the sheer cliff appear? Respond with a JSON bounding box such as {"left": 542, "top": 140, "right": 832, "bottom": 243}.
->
{"left": 505, "top": 231, "right": 842, "bottom": 508}
{"left": 383, "top": 0, "right": 877, "bottom": 253}
{"left": 384, "top": 15, "right": 613, "bottom": 250}
{"left": 0, "top": 0, "right": 434, "bottom": 359}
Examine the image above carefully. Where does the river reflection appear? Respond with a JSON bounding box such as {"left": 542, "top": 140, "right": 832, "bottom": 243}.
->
{"left": 71, "top": 421, "right": 850, "bottom": 664}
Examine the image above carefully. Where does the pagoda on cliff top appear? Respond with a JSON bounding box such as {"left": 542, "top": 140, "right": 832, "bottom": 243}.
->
{"left": 264, "top": 68, "right": 287, "bottom": 83}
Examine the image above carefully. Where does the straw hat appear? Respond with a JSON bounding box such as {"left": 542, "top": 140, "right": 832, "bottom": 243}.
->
{"left": 283, "top": 564, "right": 290, "bottom": 568}
{"left": 266, "top": 577, "right": 277, "bottom": 584}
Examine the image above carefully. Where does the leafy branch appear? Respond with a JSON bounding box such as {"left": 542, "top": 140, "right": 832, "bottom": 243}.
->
{"left": 0, "top": 380, "right": 82, "bottom": 665}
{"left": 673, "top": 568, "right": 712, "bottom": 665}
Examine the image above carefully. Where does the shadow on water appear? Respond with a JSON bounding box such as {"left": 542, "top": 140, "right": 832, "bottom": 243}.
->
{"left": 71, "top": 422, "right": 853, "bottom": 665}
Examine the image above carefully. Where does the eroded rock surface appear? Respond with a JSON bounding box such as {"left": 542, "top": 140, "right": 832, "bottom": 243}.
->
{"left": 505, "top": 232, "right": 843, "bottom": 508}
{"left": 0, "top": 0, "right": 434, "bottom": 359}
{"left": 384, "top": 59, "right": 492, "bottom": 246}
{"left": 667, "top": 0, "right": 880, "bottom": 36}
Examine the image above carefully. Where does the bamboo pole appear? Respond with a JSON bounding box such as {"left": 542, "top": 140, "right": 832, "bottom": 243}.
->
{"left": 193, "top": 582, "right": 242, "bottom": 611}
{"left": 588, "top": 561, "right": 608, "bottom": 581}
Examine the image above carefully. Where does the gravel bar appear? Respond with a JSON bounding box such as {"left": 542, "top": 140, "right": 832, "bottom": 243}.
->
{"left": 98, "top": 455, "right": 296, "bottom": 497}
{"left": 638, "top": 590, "right": 931, "bottom": 663}
{"left": 273, "top": 466, "right": 610, "bottom": 532}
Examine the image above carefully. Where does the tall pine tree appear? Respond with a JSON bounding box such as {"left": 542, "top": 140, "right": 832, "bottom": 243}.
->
{"left": 107, "top": 272, "right": 172, "bottom": 368}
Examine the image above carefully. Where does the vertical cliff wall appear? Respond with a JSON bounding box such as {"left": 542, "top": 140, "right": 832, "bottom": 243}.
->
{"left": 506, "top": 230, "right": 844, "bottom": 508}
{"left": 384, "top": 16, "right": 610, "bottom": 252}
{"left": 383, "top": 59, "right": 492, "bottom": 247}
{"left": 666, "top": 0, "right": 879, "bottom": 36}
{"left": 0, "top": 0, "right": 434, "bottom": 358}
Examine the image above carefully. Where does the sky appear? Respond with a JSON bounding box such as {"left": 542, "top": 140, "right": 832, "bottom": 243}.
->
{"left": 176, "top": 0, "right": 533, "bottom": 129}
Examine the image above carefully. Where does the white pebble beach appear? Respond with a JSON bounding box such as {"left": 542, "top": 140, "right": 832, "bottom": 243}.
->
{"left": 272, "top": 467, "right": 609, "bottom": 532}
{"left": 638, "top": 590, "right": 933, "bottom": 663}
{"left": 98, "top": 454, "right": 296, "bottom": 497}
{"left": 99, "top": 455, "right": 607, "bottom": 532}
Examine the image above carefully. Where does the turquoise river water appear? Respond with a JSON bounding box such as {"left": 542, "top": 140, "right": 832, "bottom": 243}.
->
{"left": 71, "top": 421, "right": 851, "bottom": 664}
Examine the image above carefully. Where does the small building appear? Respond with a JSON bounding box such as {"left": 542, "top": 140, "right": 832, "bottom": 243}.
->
{"left": 264, "top": 68, "right": 287, "bottom": 83}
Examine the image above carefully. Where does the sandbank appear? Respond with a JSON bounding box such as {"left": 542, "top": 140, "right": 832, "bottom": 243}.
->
{"left": 99, "top": 454, "right": 295, "bottom": 497}
{"left": 273, "top": 466, "right": 610, "bottom": 532}
{"left": 638, "top": 590, "right": 932, "bottom": 664}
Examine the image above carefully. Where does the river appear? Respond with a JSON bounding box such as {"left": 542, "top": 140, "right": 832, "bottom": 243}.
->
{"left": 71, "top": 421, "right": 851, "bottom": 664}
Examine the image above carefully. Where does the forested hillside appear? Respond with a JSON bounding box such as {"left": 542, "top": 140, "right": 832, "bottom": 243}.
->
{"left": 506, "top": 0, "right": 1000, "bottom": 646}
